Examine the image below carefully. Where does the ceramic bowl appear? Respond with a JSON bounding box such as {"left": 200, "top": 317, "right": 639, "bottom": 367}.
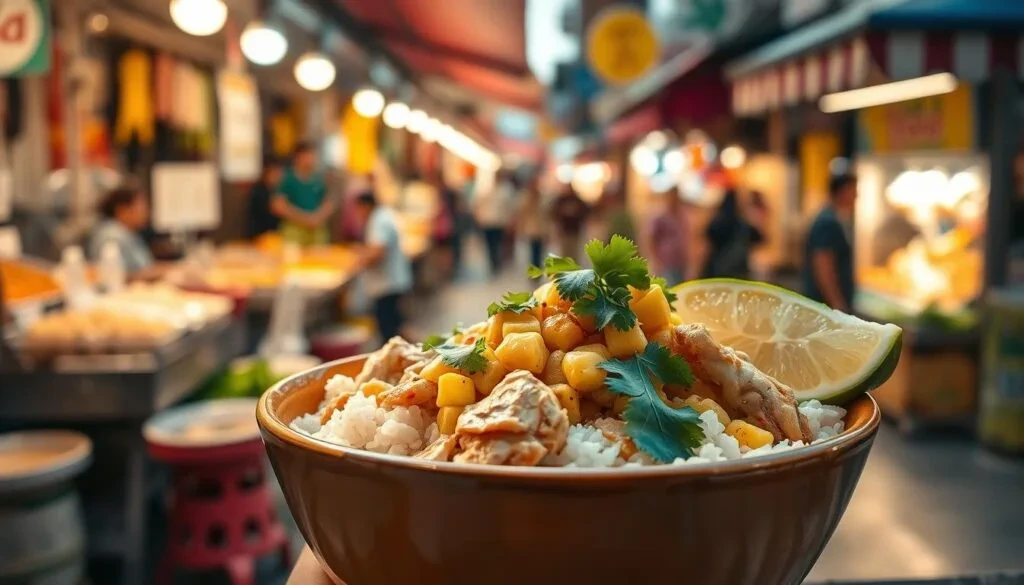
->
{"left": 258, "top": 355, "right": 880, "bottom": 585}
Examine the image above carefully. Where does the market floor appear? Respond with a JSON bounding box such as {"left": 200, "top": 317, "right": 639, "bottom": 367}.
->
{"left": 402, "top": 247, "right": 1024, "bottom": 583}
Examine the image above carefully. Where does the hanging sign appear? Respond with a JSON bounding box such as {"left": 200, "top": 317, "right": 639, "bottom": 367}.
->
{"left": 0, "top": 169, "right": 12, "bottom": 223}
{"left": 151, "top": 162, "right": 221, "bottom": 233}
{"left": 216, "top": 70, "right": 262, "bottom": 182}
{"left": 859, "top": 83, "right": 975, "bottom": 154}
{"left": 586, "top": 6, "right": 659, "bottom": 86}
{"left": 0, "top": 0, "right": 50, "bottom": 77}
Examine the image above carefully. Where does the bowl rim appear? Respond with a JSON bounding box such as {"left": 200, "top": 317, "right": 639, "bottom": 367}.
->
{"left": 257, "top": 354, "right": 881, "bottom": 480}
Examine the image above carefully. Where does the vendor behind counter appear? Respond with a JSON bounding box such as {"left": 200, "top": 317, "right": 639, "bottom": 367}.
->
{"left": 272, "top": 142, "right": 334, "bottom": 246}
{"left": 88, "top": 187, "right": 154, "bottom": 274}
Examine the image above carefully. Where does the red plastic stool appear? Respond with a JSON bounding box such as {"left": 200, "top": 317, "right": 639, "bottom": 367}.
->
{"left": 310, "top": 323, "right": 371, "bottom": 363}
{"left": 144, "top": 399, "right": 291, "bottom": 585}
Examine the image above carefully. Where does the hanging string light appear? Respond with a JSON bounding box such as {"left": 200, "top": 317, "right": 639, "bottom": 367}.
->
{"left": 241, "top": 20, "right": 288, "bottom": 66}
{"left": 382, "top": 102, "right": 411, "bottom": 128}
{"left": 294, "top": 52, "right": 336, "bottom": 92}
{"left": 352, "top": 89, "right": 385, "bottom": 118}
{"left": 169, "top": 0, "right": 227, "bottom": 37}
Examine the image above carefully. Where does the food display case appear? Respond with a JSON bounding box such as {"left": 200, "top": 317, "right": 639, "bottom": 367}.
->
{"left": 854, "top": 153, "right": 988, "bottom": 432}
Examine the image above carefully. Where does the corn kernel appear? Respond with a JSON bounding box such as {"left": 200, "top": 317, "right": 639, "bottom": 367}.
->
{"left": 726, "top": 420, "right": 774, "bottom": 449}
{"left": 437, "top": 406, "right": 464, "bottom": 435}
{"left": 550, "top": 384, "right": 581, "bottom": 424}
{"left": 575, "top": 343, "right": 611, "bottom": 358}
{"left": 570, "top": 309, "right": 598, "bottom": 333}
{"left": 683, "top": 396, "right": 731, "bottom": 425}
{"left": 541, "top": 313, "right": 585, "bottom": 352}
{"left": 541, "top": 350, "right": 568, "bottom": 386}
{"left": 360, "top": 379, "right": 393, "bottom": 397}
{"left": 630, "top": 285, "right": 672, "bottom": 334}
{"left": 485, "top": 314, "right": 505, "bottom": 349}
{"left": 495, "top": 332, "right": 549, "bottom": 374}
{"left": 612, "top": 396, "right": 631, "bottom": 416}
{"left": 437, "top": 373, "right": 476, "bottom": 407}
{"left": 421, "top": 356, "right": 462, "bottom": 383}
{"left": 669, "top": 312, "right": 684, "bottom": 326}
{"left": 501, "top": 313, "right": 541, "bottom": 337}
{"left": 561, "top": 349, "right": 608, "bottom": 393}
{"left": 470, "top": 348, "right": 506, "bottom": 395}
{"left": 604, "top": 324, "right": 648, "bottom": 358}
{"left": 590, "top": 386, "right": 616, "bottom": 407}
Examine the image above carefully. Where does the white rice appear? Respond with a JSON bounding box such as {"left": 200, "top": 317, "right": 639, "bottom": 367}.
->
{"left": 291, "top": 373, "right": 848, "bottom": 467}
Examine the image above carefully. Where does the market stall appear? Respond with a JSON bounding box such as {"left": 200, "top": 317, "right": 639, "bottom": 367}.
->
{"left": 725, "top": 1, "right": 1022, "bottom": 433}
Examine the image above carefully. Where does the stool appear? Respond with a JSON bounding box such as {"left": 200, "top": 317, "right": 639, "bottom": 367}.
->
{"left": 310, "top": 323, "right": 371, "bottom": 363}
{"left": 144, "top": 399, "right": 290, "bottom": 585}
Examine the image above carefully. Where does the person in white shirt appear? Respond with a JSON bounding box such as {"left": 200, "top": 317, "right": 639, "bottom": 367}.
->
{"left": 88, "top": 187, "right": 154, "bottom": 275}
{"left": 354, "top": 192, "right": 413, "bottom": 342}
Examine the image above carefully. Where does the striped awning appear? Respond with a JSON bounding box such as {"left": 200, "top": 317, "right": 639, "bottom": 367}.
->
{"left": 730, "top": 30, "right": 1024, "bottom": 116}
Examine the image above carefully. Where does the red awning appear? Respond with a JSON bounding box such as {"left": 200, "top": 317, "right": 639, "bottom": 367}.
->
{"left": 335, "top": 0, "right": 541, "bottom": 111}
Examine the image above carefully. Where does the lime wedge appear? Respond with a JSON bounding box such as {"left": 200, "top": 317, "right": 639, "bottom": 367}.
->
{"left": 670, "top": 279, "right": 902, "bottom": 404}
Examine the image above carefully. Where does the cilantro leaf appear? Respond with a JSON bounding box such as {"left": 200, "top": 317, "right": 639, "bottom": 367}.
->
{"left": 434, "top": 338, "right": 489, "bottom": 374}
{"left": 650, "top": 276, "right": 679, "bottom": 303}
{"left": 544, "top": 254, "right": 582, "bottom": 274}
{"left": 553, "top": 268, "right": 595, "bottom": 301}
{"left": 572, "top": 287, "right": 635, "bottom": 331}
{"left": 451, "top": 324, "right": 464, "bottom": 336}
{"left": 487, "top": 292, "right": 539, "bottom": 317}
{"left": 586, "top": 236, "right": 650, "bottom": 290}
{"left": 598, "top": 343, "right": 701, "bottom": 462}
{"left": 526, "top": 264, "right": 545, "bottom": 279}
{"left": 421, "top": 334, "right": 448, "bottom": 351}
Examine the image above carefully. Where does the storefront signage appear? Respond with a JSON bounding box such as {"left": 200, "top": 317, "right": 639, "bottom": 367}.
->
{"left": 586, "top": 6, "right": 659, "bottom": 85}
{"left": 151, "top": 162, "right": 221, "bottom": 233}
{"left": 859, "top": 84, "right": 975, "bottom": 153}
{"left": 0, "top": 0, "right": 50, "bottom": 77}
{"left": 216, "top": 70, "right": 262, "bottom": 182}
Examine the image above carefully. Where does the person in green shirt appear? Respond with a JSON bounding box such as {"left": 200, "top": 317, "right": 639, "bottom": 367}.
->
{"left": 272, "top": 142, "right": 334, "bottom": 245}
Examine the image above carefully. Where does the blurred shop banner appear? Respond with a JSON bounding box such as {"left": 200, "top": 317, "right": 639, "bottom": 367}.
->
{"left": 0, "top": 0, "right": 49, "bottom": 76}
{"left": 151, "top": 162, "right": 221, "bottom": 233}
{"left": 858, "top": 84, "right": 975, "bottom": 153}
{"left": 216, "top": 70, "right": 262, "bottom": 182}
{"left": 586, "top": 5, "right": 660, "bottom": 85}
{"left": 0, "top": 169, "right": 11, "bottom": 222}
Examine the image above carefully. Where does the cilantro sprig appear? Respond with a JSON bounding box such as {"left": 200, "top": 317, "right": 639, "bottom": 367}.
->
{"left": 530, "top": 236, "right": 651, "bottom": 331}
{"left": 598, "top": 343, "right": 703, "bottom": 462}
{"left": 650, "top": 276, "right": 679, "bottom": 303}
{"left": 421, "top": 334, "right": 448, "bottom": 351}
{"left": 432, "top": 338, "right": 489, "bottom": 374}
{"left": 487, "top": 292, "right": 538, "bottom": 317}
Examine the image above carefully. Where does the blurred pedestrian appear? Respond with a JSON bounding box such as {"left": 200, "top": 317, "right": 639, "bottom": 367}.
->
{"left": 702, "top": 189, "right": 763, "bottom": 279}
{"left": 803, "top": 173, "right": 857, "bottom": 311}
{"left": 473, "top": 170, "right": 516, "bottom": 275}
{"left": 550, "top": 185, "right": 589, "bottom": 258}
{"left": 644, "top": 191, "right": 690, "bottom": 285}
{"left": 247, "top": 156, "right": 284, "bottom": 239}
{"left": 602, "top": 188, "right": 636, "bottom": 243}
{"left": 431, "top": 174, "right": 458, "bottom": 278}
{"left": 353, "top": 191, "right": 412, "bottom": 342}
{"left": 273, "top": 142, "right": 333, "bottom": 245}
{"left": 517, "top": 174, "right": 547, "bottom": 269}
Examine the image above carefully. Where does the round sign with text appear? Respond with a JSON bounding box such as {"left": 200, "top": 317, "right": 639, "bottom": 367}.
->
{"left": 0, "top": 0, "right": 44, "bottom": 75}
{"left": 586, "top": 6, "right": 659, "bottom": 86}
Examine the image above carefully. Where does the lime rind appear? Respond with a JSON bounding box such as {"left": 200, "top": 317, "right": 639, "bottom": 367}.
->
{"left": 670, "top": 279, "right": 904, "bottom": 406}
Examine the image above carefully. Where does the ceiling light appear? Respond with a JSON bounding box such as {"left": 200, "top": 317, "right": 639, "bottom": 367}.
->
{"left": 630, "top": 145, "right": 659, "bottom": 177}
{"left": 420, "top": 118, "right": 442, "bottom": 142}
{"left": 720, "top": 145, "right": 747, "bottom": 169}
{"left": 241, "top": 20, "right": 288, "bottom": 66}
{"left": 87, "top": 13, "right": 109, "bottom": 34}
{"left": 819, "top": 73, "right": 958, "bottom": 113}
{"left": 352, "top": 88, "right": 385, "bottom": 118}
{"left": 406, "top": 109, "right": 428, "bottom": 133}
{"left": 293, "top": 52, "right": 336, "bottom": 92}
{"left": 382, "top": 102, "right": 411, "bottom": 128}
{"left": 169, "top": 0, "right": 227, "bottom": 37}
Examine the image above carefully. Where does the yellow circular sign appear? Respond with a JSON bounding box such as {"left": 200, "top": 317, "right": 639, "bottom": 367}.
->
{"left": 586, "top": 6, "right": 659, "bottom": 85}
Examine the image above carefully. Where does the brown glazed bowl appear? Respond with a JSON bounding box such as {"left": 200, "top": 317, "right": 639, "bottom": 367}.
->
{"left": 258, "top": 355, "right": 880, "bottom": 585}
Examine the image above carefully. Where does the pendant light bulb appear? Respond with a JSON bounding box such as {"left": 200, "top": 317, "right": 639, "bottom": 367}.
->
{"left": 241, "top": 20, "right": 288, "bottom": 66}
{"left": 170, "top": 0, "right": 227, "bottom": 37}
{"left": 294, "top": 52, "right": 336, "bottom": 92}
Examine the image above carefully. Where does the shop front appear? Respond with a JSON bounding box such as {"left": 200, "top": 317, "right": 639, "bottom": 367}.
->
{"left": 726, "top": 2, "right": 1023, "bottom": 432}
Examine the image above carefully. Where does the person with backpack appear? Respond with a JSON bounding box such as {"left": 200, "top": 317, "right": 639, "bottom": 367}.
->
{"left": 701, "top": 188, "right": 764, "bottom": 280}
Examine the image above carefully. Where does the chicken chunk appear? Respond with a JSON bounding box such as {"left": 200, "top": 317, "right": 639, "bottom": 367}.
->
{"left": 355, "top": 337, "right": 432, "bottom": 386}
{"left": 377, "top": 375, "right": 439, "bottom": 409}
{"left": 454, "top": 370, "right": 569, "bottom": 465}
{"left": 592, "top": 418, "right": 639, "bottom": 460}
{"left": 414, "top": 434, "right": 459, "bottom": 462}
{"left": 455, "top": 433, "right": 548, "bottom": 466}
{"left": 670, "top": 324, "right": 811, "bottom": 443}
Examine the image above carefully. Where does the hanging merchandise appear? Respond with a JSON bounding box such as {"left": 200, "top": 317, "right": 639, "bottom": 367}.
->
{"left": 269, "top": 110, "right": 297, "bottom": 157}
{"left": 114, "top": 49, "right": 155, "bottom": 146}
{"left": 216, "top": 70, "right": 261, "bottom": 181}
{"left": 342, "top": 103, "right": 378, "bottom": 175}
{"left": 194, "top": 71, "right": 213, "bottom": 156}
{"left": 154, "top": 52, "right": 175, "bottom": 122}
